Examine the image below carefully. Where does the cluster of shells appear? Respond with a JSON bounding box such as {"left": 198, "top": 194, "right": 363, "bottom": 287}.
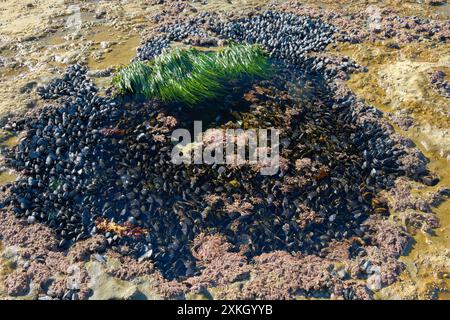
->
{"left": 0, "top": 11, "right": 431, "bottom": 280}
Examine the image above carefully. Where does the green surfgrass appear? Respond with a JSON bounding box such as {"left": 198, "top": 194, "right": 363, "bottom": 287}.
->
{"left": 112, "top": 44, "right": 271, "bottom": 106}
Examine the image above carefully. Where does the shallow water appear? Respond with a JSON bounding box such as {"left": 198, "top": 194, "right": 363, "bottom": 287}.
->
{"left": 87, "top": 32, "right": 141, "bottom": 70}
{"left": 1, "top": 135, "right": 20, "bottom": 149}
{"left": 433, "top": 2, "right": 450, "bottom": 18}
{"left": 398, "top": 154, "right": 450, "bottom": 299}
{"left": 0, "top": 171, "right": 17, "bottom": 186}
{"left": 0, "top": 134, "right": 19, "bottom": 186}
{"left": 337, "top": 40, "right": 450, "bottom": 299}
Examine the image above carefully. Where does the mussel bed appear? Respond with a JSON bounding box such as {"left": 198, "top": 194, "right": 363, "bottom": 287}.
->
{"left": 0, "top": 11, "right": 430, "bottom": 280}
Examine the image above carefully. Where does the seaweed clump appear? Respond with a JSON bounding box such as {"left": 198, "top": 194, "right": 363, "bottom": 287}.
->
{"left": 112, "top": 44, "right": 271, "bottom": 106}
